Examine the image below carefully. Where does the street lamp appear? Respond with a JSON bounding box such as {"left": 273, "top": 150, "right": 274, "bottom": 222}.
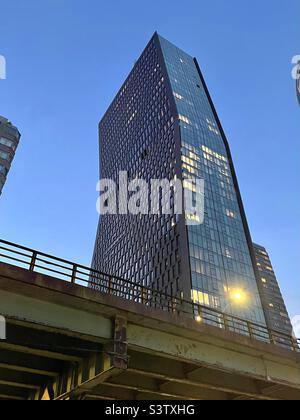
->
{"left": 230, "top": 288, "right": 247, "bottom": 305}
{"left": 195, "top": 315, "right": 202, "bottom": 323}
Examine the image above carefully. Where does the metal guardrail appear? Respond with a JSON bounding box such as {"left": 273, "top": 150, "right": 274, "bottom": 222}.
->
{"left": 0, "top": 238, "right": 299, "bottom": 353}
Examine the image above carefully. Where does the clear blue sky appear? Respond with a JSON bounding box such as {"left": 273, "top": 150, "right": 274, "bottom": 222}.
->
{"left": 0, "top": 0, "right": 299, "bottom": 319}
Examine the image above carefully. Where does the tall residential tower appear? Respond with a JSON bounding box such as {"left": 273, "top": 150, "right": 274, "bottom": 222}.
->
{"left": 92, "top": 34, "right": 267, "bottom": 325}
{"left": 0, "top": 116, "right": 20, "bottom": 195}
{"left": 253, "top": 244, "right": 292, "bottom": 335}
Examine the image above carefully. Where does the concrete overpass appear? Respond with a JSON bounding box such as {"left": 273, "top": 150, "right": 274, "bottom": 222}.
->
{"left": 0, "top": 239, "right": 299, "bottom": 400}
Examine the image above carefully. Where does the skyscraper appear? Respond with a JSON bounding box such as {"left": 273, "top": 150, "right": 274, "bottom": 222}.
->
{"left": 0, "top": 116, "right": 20, "bottom": 195}
{"left": 92, "top": 33, "right": 266, "bottom": 326}
{"left": 253, "top": 243, "right": 293, "bottom": 335}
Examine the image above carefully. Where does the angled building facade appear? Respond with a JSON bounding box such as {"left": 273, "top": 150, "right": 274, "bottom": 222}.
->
{"left": 92, "top": 34, "right": 266, "bottom": 325}
{"left": 253, "top": 244, "right": 292, "bottom": 335}
{"left": 0, "top": 116, "right": 20, "bottom": 195}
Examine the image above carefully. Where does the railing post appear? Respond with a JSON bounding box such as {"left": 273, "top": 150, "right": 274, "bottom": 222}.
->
{"left": 29, "top": 251, "right": 37, "bottom": 271}
{"left": 247, "top": 321, "right": 254, "bottom": 340}
{"left": 223, "top": 313, "right": 229, "bottom": 331}
{"left": 108, "top": 276, "right": 113, "bottom": 295}
{"left": 141, "top": 287, "right": 146, "bottom": 305}
{"left": 269, "top": 331, "right": 275, "bottom": 345}
{"left": 171, "top": 297, "right": 177, "bottom": 313}
{"left": 196, "top": 304, "right": 203, "bottom": 322}
{"left": 71, "top": 265, "right": 77, "bottom": 284}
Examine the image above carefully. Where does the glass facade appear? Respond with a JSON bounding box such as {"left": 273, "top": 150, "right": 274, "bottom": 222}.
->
{"left": 253, "top": 244, "right": 292, "bottom": 334}
{"left": 159, "top": 37, "right": 266, "bottom": 324}
{"left": 93, "top": 34, "right": 267, "bottom": 326}
{"left": 92, "top": 36, "right": 190, "bottom": 301}
{"left": 0, "top": 116, "right": 20, "bottom": 195}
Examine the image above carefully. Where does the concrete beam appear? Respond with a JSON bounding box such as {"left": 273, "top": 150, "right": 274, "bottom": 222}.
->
{"left": 127, "top": 351, "right": 274, "bottom": 400}
{"left": 127, "top": 324, "right": 300, "bottom": 392}
{"left": 0, "top": 394, "right": 26, "bottom": 401}
{"left": 103, "top": 381, "right": 196, "bottom": 401}
{"left": 0, "top": 342, "right": 81, "bottom": 363}
{"left": 0, "top": 290, "right": 112, "bottom": 343}
{"left": 0, "top": 363, "right": 58, "bottom": 378}
{"left": 1, "top": 262, "right": 300, "bottom": 400}
{"left": 0, "top": 380, "right": 39, "bottom": 390}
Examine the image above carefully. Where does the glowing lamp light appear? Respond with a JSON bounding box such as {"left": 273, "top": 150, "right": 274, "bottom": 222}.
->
{"left": 234, "top": 292, "right": 242, "bottom": 301}
{"left": 230, "top": 289, "right": 247, "bottom": 305}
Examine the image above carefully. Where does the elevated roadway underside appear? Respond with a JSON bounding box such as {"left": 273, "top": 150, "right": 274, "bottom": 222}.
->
{"left": 0, "top": 262, "right": 300, "bottom": 400}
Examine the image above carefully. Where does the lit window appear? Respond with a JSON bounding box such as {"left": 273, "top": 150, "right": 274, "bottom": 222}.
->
{"left": 261, "top": 278, "right": 267, "bottom": 284}
{"left": 182, "top": 163, "right": 196, "bottom": 174}
{"left": 201, "top": 145, "right": 227, "bottom": 162}
{"left": 225, "top": 249, "right": 232, "bottom": 259}
{"left": 192, "top": 289, "right": 198, "bottom": 303}
{"left": 211, "top": 296, "right": 220, "bottom": 309}
{"left": 259, "top": 250, "right": 268, "bottom": 257}
{"left": 199, "top": 292, "right": 209, "bottom": 306}
{"left": 182, "top": 156, "right": 196, "bottom": 167}
{"left": 128, "top": 111, "right": 137, "bottom": 124}
{"left": 208, "top": 125, "right": 220, "bottom": 135}
{"left": 189, "top": 152, "right": 199, "bottom": 161}
{"left": 173, "top": 92, "right": 183, "bottom": 100}
{"left": 269, "top": 303, "right": 274, "bottom": 308}
{"left": 178, "top": 115, "right": 190, "bottom": 124}
{"left": 183, "top": 180, "right": 196, "bottom": 192}
{"left": 201, "top": 293, "right": 210, "bottom": 307}
{"left": 186, "top": 213, "right": 201, "bottom": 223}
{"left": 226, "top": 209, "right": 235, "bottom": 219}
{"left": 192, "top": 289, "right": 210, "bottom": 306}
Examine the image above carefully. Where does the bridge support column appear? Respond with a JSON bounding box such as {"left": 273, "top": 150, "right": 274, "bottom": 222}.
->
{"left": 53, "top": 316, "right": 128, "bottom": 400}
